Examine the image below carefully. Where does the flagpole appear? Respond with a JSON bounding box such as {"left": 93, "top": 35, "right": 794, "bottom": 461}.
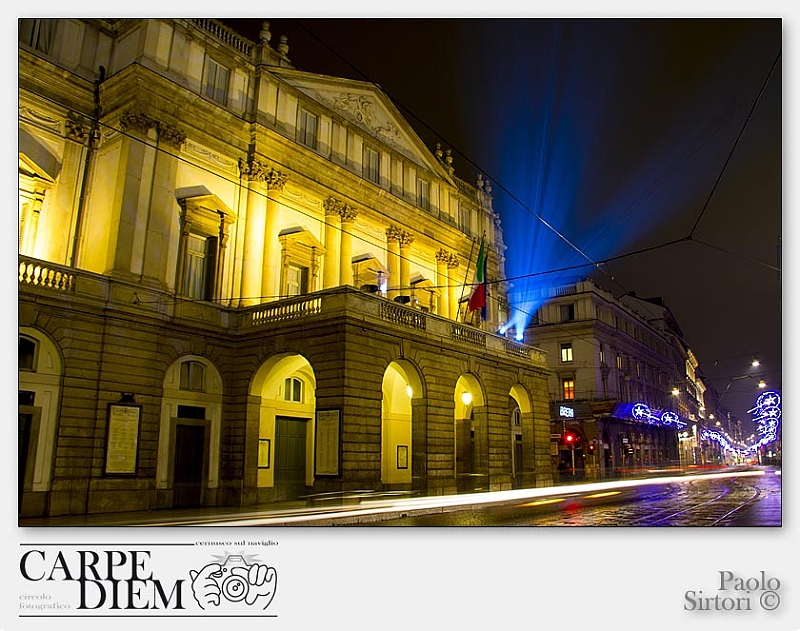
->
{"left": 463, "top": 231, "right": 487, "bottom": 324}
{"left": 458, "top": 234, "right": 479, "bottom": 321}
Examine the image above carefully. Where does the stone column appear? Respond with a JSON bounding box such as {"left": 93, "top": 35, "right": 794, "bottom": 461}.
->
{"left": 435, "top": 250, "right": 453, "bottom": 318}
{"left": 385, "top": 226, "right": 402, "bottom": 299}
{"left": 448, "top": 257, "right": 461, "bottom": 320}
{"left": 323, "top": 198, "right": 342, "bottom": 288}
{"left": 112, "top": 110, "right": 159, "bottom": 276}
{"left": 339, "top": 205, "right": 358, "bottom": 286}
{"left": 398, "top": 231, "right": 414, "bottom": 301}
{"left": 142, "top": 120, "right": 185, "bottom": 287}
{"left": 239, "top": 158, "right": 269, "bottom": 306}
{"left": 262, "top": 167, "right": 288, "bottom": 301}
{"left": 20, "top": 191, "right": 44, "bottom": 256}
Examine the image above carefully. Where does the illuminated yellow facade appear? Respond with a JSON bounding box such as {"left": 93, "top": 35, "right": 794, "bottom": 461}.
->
{"left": 18, "top": 18, "right": 551, "bottom": 518}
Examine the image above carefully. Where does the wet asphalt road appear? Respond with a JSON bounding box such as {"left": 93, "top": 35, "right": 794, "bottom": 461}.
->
{"left": 373, "top": 467, "right": 782, "bottom": 527}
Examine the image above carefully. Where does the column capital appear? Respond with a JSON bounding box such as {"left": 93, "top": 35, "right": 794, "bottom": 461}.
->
{"left": 324, "top": 196, "right": 358, "bottom": 221}
{"left": 156, "top": 121, "right": 187, "bottom": 148}
{"left": 119, "top": 108, "right": 186, "bottom": 148}
{"left": 65, "top": 111, "right": 89, "bottom": 143}
{"left": 387, "top": 226, "right": 414, "bottom": 246}
{"left": 386, "top": 225, "right": 403, "bottom": 243}
{"left": 239, "top": 157, "right": 288, "bottom": 190}
{"left": 119, "top": 108, "right": 157, "bottom": 135}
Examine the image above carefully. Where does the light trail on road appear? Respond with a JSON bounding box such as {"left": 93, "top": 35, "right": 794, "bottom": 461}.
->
{"left": 138, "top": 468, "right": 769, "bottom": 527}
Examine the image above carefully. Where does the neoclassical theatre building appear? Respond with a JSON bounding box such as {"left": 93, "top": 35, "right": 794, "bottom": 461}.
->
{"left": 18, "top": 18, "right": 552, "bottom": 518}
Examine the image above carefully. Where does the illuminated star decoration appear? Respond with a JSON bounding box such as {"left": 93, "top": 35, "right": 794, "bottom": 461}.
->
{"left": 700, "top": 391, "right": 781, "bottom": 455}
{"left": 747, "top": 390, "right": 781, "bottom": 451}
{"left": 630, "top": 402, "right": 687, "bottom": 429}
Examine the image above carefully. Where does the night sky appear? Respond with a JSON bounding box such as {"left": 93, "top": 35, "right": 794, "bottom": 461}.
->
{"left": 221, "top": 18, "right": 782, "bottom": 429}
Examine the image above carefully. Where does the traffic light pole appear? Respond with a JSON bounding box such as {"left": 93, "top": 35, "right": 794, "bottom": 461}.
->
{"left": 570, "top": 442, "right": 575, "bottom": 474}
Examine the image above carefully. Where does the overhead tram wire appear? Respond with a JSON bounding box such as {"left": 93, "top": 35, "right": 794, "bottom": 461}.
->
{"left": 688, "top": 48, "right": 781, "bottom": 239}
{"left": 29, "top": 29, "right": 779, "bottom": 321}
{"left": 291, "top": 20, "right": 782, "bottom": 299}
{"left": 291, "top": 19, "right": 608, "bottom": 282}
{"left": 31, "top": 90, "right": 780, "bottom": 314}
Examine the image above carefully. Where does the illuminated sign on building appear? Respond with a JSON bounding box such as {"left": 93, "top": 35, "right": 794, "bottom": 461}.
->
{"left": 559, "top": 406, "right": 575, "bottom": 418}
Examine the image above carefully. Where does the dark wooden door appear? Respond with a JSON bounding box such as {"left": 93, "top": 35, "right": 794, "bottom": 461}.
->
{"left": 275, "top": 417, "right": 307, "bottom": 501}
{"left": 18, "top": 412, "right": 33, "bottom": 512}
{"left": 173, "top": 424, "right": 204, "bottom": 507}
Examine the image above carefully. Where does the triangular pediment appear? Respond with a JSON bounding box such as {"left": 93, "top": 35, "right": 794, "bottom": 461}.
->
{"left": 270, "top": 69, "right": 452, "bottom": 181}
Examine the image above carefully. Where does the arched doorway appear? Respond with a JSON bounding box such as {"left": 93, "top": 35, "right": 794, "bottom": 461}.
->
{"left": 454, "top": 374, "right": 486, "bottom": 492}
{"left": 381, "top": 360, "right": 424, "bottom": 490}
{"left": 509, "top": 384, "right": 533, "bottom": 489}
{"left": 157, "top": 355, "right": 223, "bottom": 508}
{"left": 251, "top": 354, "right": 317, "bottom": 502}
{"left": 18, "top": 327, "right": 63, "bottom": 517}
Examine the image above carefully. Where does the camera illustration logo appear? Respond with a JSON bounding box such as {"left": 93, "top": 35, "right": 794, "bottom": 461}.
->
{"left": 189, "top": 554, "right": 277, "bottom": 611}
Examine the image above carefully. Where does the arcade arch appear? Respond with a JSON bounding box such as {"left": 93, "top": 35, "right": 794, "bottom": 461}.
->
{"left": 381, "top": 360, "right": 424, "bottom": 487}
{"left": 18, "top": 327, "right": 63, "bottom": 514}
{"left": 157, "top": 354, "right": 223, "bottom": 507}
{"left": 509, "top": 383, "right": 532, "bottom": 488}
{"left": 250, "top": 353, "right": 317, "bottom": 501}
{"left": 454, "top": 373, "right": 486, "bottom": 492}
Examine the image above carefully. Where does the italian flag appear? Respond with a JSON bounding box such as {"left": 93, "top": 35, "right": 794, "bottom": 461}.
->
{"left": 467, "top": 235, "right": 487, "bottom": 320}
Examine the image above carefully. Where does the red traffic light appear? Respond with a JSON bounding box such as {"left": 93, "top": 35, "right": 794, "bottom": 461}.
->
{"left": 563, "top": 432, "right": 579, "bottom": 445}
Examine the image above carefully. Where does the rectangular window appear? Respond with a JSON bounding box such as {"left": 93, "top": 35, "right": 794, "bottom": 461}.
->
{"left": 284, "top": 377, "right": 303, "bottom": 403}
{"left": 19, "top": 336, "right": 37, "bottom": 371}
{"left": 286, "top": 264, "right": 309, "bottom": 297}
{"left": 562, "top": 378, "right": 575, "bottom": 401}
{"left": 459, "top": 206, "right": 471, "bottom": 234}
{"left": 560, "top": 303, "right": 575, "bottom": 322}
{"left": 203, "top": 58, "right": 229, "bottom": 104}
{"left": 299, "top": 109, "right": 318, "bottom": 149}
{"left": 418, "top": 179, "right": 431, "bottom": 211}
{"left": 183, "top": 234, "right": 218, "bottom": 300}
{"left": 176, "top": 405, "right": 206, "bottom": 420}
{"left": 599, "top": 344, "right": 606, "bottom": 365}
{"left": 19, "top": 19, "right": 56, "bottom": 54}
{"left": 364, "top": 147, "right": 380, "bottom": 183}
{"left": 180, "top": 361, "right": 206, "bottom": 392}
{"left": 616, "top": 354, "right": 623, "bottom": 370}
{"left": 560, "top": 343, "right": 573, "bottom": 363}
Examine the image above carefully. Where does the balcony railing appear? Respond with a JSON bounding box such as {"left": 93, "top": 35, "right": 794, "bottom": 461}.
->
{"left": 19, "top": 256, "right": 547, "bottom": 369}
{"left": 191, "top": 19, "right": 254, "bottom": 56}
{"left": 19, "top": 257, "right": 75, "bottom": 292}
{"left": 451, "top": 323, "right": 485, "bottom": 348}
{"left": 247, "top": 296, "right": 322, "bottom": 326}
{"left": 380, "top": 301, "right": 427, "bottom": 331}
